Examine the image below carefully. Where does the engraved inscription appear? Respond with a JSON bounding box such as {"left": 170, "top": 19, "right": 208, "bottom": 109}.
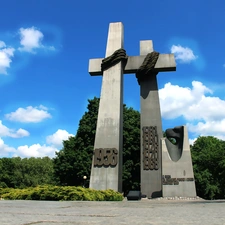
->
{"left": 162, "top": 175, "right": 194, "bottom": 185}
{"left": 142, "top": 126, "right": 159, "bottom": 170}
{"left": 94, "top": 148, "right": 118, "bottom": 167}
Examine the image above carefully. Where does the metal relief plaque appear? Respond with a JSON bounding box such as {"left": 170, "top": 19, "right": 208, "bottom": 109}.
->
{"left": 142, "top": 126, "right": 159, "bottom": 170}
{"left": 94, "top": 148, "right": 118, "bottom": 167}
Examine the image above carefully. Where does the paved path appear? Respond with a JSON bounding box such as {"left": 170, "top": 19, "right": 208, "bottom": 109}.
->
{"left": 0, "top": 199, "right": 225, "bottom": 224}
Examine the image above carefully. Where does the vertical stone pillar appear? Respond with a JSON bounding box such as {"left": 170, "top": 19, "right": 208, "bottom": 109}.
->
{"left": 140, "top": 41, "right": 163, "bottom": 198}
{"left": 89, "top": 22, "right": 124, "bottom": 192}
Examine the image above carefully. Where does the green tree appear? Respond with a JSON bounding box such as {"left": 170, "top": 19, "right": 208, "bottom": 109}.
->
{"left": 0, "top": 158, "right": 15, "bottom": 188}
{"left": 191, "top": 136, "right": 225, "bottom": 199}
{"left": 123, "top": 105, "right": 140, "bottom": 194}
{"left": 53, "top": 97, "right": 140, "bottom": 193}
{"left": 0, "top": 157, "right": 55, "bottom": 188}
{"left": 53, "top": 97, "right": 99, "bottom": 186}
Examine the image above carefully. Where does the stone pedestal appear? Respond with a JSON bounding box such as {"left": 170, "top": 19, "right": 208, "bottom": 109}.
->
{"left": 161, "top": 126, "right": 196, "bottom": 197}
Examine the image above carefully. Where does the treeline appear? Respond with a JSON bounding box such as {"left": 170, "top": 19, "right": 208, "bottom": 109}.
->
{"left": 0, "top": 97, "right": 225, "bottom": 200}
{"left": 191, "top": 136, "right": 225, "bottom": 199}
{"left": 0, "top": 157, "right": 56, "bottom": 188}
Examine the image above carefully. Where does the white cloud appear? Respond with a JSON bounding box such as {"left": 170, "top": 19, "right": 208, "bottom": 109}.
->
{"left": 0, "top": 120, "right": 29, "bottom": 138}
{"left": 171, "top": 45, "right": 197, "bottom": 63}
{"left": 0, "top": 138, "right": 57, "bottom": 158}
{"left": 0, "top": 27, "right": 56, "bottom": 75}
{"left": 15, "top": 144, "right": 58, "bottom": 158}
{"left": 0, "top": 138, "right": 16, "bottom": 157}
{"left": 0, "top": 41, "right": 15, "bottom": 74}
{"left": 159, "top": 81, "right": 212, "bottom": 119}
{"left": 39, "top": 105, "right": 48, "bottom": 110}
{"left": 18, "top": 27, "right": 44, "bottom": 53}
{"left": 12, "top": 128, "right": 30, "bottom": 138}
{"left": 188, "top": 120, "right": 225, "bottom": 138}
{"left": 5, "top": 105, "right": 52, "bottom": 123}
{"left": 0, "top": 128, "right": 73, "bottom": 158}
{"left": 46, "top": 129, "right": 74, "bottom": 148}
{"left": 159, "top": 81, "right": 225, "bottom": 140}
{"left": 0, "top": 41, "right": 6, "bottom": 48}
{"left": 189, "top": 138, "right": 197, "bottom": 146}
{"left": 18, "top": 27, "right": 55, "bottom": 53}
{"left": 48, "top": 46, "right": 56, "bottom": 51}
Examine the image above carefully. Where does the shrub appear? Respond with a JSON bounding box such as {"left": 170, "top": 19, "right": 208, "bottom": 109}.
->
{"left": 0, "top": 185, "right": 123, "bottom": 201}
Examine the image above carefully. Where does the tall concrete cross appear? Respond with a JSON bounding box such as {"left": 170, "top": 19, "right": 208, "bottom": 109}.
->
{"left": 89, "top": 22, "right": 124, "bottom": 192}
{"left": 89, "top": 22, "right": 176, "bottom": 196}
{"left": 138, "top": 41, "right": 176, "bottom": 198}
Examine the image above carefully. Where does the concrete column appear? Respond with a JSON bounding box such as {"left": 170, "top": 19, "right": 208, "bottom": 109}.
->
{"left": 140, "top": 41, "right": 163, "bottom": 198}
{"left": 89, "top": 22, "right": 124, "bottom": 192}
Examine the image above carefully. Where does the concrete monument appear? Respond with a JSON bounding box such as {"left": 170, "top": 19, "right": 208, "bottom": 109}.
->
{"left": 88, "top": 22, "right": 196, "bottom": 199}
{"left": 137, "top": 41, "right": 176, "bottom": 198}
{"left": 89, "top": 22, "right": 124, "bottom": 192}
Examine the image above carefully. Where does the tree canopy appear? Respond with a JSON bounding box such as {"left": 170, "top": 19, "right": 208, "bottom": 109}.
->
{"left": 0, "top": 157, "right": 55, "bottom": 188}
{"left": 53, "top": 97, "right": 140, "bottom": 194}
{"left": 191, "top": 136, "right": 225, "bottom": 199}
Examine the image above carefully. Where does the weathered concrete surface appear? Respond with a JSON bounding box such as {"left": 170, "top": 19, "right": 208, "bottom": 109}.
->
{"left": 162, "top": 126, "right": 196, "bottom": 197}
{"left": 140, "top": 41, "right": 176, "bottom": 198}
{"left": 89, "top": 54, "right": 176, "bottom": 76}
{"left": 1, "top": 199, "right": 225, "bottom": 225}
{"left": 89, "top": 22, "right": 124, "bottom": 192}
{"left": 88, "top": 22, "right": 176, "bottom": 195}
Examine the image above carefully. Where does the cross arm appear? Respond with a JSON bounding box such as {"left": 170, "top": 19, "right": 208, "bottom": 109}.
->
{"left": 89, "top": 54, "right": 176, "bottom": 76}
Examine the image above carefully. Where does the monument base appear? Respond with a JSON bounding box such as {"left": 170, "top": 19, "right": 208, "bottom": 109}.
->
{"left": 161, "top": 126, "right": 196, "bottom": 197}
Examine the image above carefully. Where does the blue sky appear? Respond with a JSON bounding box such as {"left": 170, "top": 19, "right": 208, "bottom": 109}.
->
{"left": 0, "top": 0, "right": 225, "bottom": 157}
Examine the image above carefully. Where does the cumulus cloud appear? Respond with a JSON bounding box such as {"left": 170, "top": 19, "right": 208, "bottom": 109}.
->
{"left": 0, "top": 138, "right": 16, "bottom": 157}
{"left": 15, "top": 144, "right": 58, "bottom": 158}
{"left": 18, "top": 27, "right": 55, "bottom": 53}
{"left": 0, "top": 27, "right": 56, "bottom": 75}
{"left": 0, "top": 128, "right": 73, "bottom": 158}
{"left": 187, "top": 120, "right": 225, "bottom": 138}
{"left": 5, "top": 105, "right": 52, "bottom": 123}
{"left": 171, "top": 45, "right": 197, "bottom": 63}
{"left": 0, "top": 41, "right": 15, "bottom": 75}
{"left": 159, "top": 81, "right": 213, "bottom": 119}
{"left": 18, "top": 27, "right": 44, "bottom": 53}
{"left": 159, "top": 81, "right": 225, "bottom": 140}
{"left": 0, "top": 41, "right": 6, "bottom": 48}
{"left": 46, "top": 129, "right": 74, "bottom": 148}
{"left": 0, "top": 120, "right": 29, "bottom": 138}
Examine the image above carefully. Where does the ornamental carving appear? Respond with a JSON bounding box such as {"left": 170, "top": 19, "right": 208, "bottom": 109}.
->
{"left": 142, "top": 126, "right": 159, "bottom": 170}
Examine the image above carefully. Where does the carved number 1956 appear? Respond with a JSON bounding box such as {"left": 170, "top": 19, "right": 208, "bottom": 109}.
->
{"left": 94, "top": 148, "right": 118, "bottom": 167}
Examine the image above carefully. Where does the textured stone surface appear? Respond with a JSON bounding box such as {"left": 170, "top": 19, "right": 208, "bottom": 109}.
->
{"left": 140, "top": 41, "right": 176, "bottom": 198}
{"left": 1, "top": 200, "right": 225, "bottom": 225}
{"left": 89, "top": 23, "right": 176, "bottom": 195}
{"left": 162, "top": 126, "right": 196, "bottom": 197}
{"left": 89, "top": 54, "right": 176, "bottom": 75}
{"left": 89, "top": 22, "right": 124, "bottom": 192}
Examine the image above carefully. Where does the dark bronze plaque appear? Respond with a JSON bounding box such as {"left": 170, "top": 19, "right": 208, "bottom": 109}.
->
{"left": 93, "top": 148, "right": 118, "bottom": 167}
{"left": 142, "top": 126, "right": 159, "bottom": 170}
